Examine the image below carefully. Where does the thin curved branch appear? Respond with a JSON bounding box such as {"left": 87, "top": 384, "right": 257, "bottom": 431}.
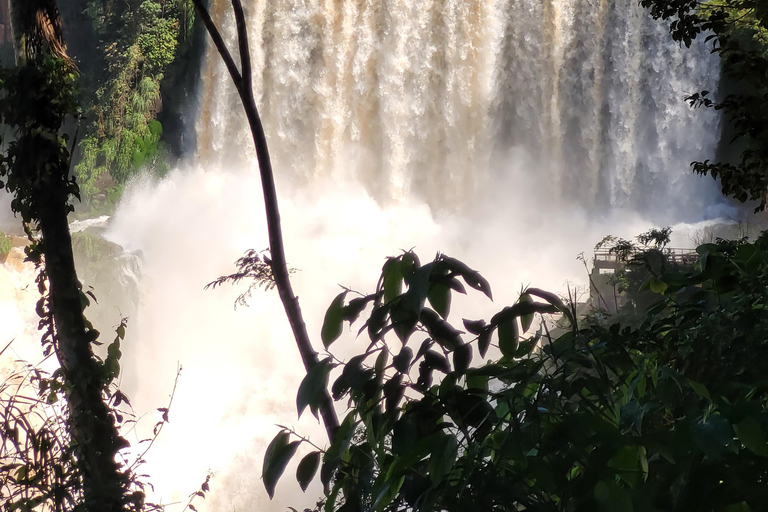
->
{"left": 190, "top": 0, "right": 339, "bottom": 442}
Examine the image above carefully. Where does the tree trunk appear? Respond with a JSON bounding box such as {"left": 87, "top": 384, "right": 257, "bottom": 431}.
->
{"left": 6, "top": 1, "right": 129, "bottom": 510}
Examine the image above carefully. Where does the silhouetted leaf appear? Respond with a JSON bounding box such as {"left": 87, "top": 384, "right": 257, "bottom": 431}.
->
{"left": 463, "top": 318, "right": 486, "bottom": 335}
{"left": 421, "top": 308, "right": 462, "bottom": 350}
{"left": 478, "top": 328, "right": 492, "bottom": 358}
{"left": 296, "top": 451, "right": 321, "bottom": 491}
{"left": 526, "top": 288, "right": 574, "bottom": 326}
{"left": 453, "top": 343, "right": 472, "bottom": 375}
{"left": 393, "top": 346, "right": 413, "bottom": 373}
{"left": 322, "top": 291, "right": 347, "bottom": 348}
{"left": 297, "top": 358, "right": 332, "bottom": 419}
{"left": 518, "top": 293, "right": 534, "bottom": 332}
{"left": 263, "top": 432, "right": 300, "bottom": 498}
{"left": 424, "top": 350, "right": 451, "bottom": 373}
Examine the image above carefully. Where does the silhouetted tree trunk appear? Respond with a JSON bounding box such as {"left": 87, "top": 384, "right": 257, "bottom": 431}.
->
{"left": 6, "top": 1, "right": 129, "bottom": 510}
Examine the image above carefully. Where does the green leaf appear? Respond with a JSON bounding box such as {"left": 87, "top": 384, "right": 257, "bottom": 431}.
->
{"left": 321, "top": 291, "right": 347, "bottom": 348}
{"left": 594, "top": 479, "right": 633, "bottom": 512}
{"left": 428, "top": 282, "right": 451, "bottom": 319}
{"left": 382, "top": 257, "right": 404, "bottom": 302}
{"left": 734, "top": 416, "right": 768, "bottom": 457}
{"left": 497, "top": 316, "right": 519, "bottom": 358}
{"left": 648, "top": 277, "right": 668, "bottom": 294}
{"left": 262, "top": 432, "right": 300, "bottom": 498}
{"left": 691, "top": 415, "right": 733, "bottom": 460}
{"left": 466, "top": 370, "right": 489, "bottom": 391}
{"left": 687, "top": 379, "right": 710, "bottom": 401}
{"left": 296, "top": 451, "right": 321, "bottom": 492}
{"left": 297, "top": 358, "right": 333, "bottom": 419}
{"left": 429, "top": 434, "right": 458, "bottom": 485}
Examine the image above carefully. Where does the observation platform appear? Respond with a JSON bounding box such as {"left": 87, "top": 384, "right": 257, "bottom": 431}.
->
{"left": 593, "top": 247, "right": 699, "bottom": 273}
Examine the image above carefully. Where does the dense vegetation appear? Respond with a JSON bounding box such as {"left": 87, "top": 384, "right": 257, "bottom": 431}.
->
{"left": 265, "top": 239, "right": 768, "bottom": 512}
{"left": 60, "top": 0, "right": 197, "bottom": 210}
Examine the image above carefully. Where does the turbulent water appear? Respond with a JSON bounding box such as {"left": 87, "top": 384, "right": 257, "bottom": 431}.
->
{"left": 1, "top": 0, "right": 737, "bottom": 511}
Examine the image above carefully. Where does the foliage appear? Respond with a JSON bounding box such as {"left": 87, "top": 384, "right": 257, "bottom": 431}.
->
{"left": 641, "top": 0, "right": 768, "bottom": 209}
{"left": 0, "top": 321, "right": 167, "bottom": 512}
{"left": 0, "top": 230, "right": 12, "bottom": 257}
{"left": 74, "top": 0, "right": 195, "bottom": 205}
{"left": 0, "top": 51, "right": 167, "bottom": 511}
{"left": 264, "top": 240, "right": 768, "bottom": 512}
{"left": 206, "top": 249, "right": 301, "bottom": 309}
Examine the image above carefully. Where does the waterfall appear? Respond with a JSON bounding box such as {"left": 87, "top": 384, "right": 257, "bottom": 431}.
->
{"left": 196, "top": 0, "right": 721, "bottom": 219}
{"left": 2, "top": 1, "right": 732, "bottom": 511}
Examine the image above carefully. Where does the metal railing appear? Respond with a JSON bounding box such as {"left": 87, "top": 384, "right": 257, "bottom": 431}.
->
{"left": 594, "top": 247, "right": 699, "bottom": 267}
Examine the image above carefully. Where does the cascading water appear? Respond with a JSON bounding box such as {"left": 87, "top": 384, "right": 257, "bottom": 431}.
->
{"left": 2, "top": 0, "right": 736, "bottom": 510}
{"left": 196, "top": 0, "right": 721, "bottom": 218}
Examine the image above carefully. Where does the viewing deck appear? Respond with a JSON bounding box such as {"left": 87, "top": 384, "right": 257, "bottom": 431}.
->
{"left": 593, "top": 248, "right": 699, "bottom": 272}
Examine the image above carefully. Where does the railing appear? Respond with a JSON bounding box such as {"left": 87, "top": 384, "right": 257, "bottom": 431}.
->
{"left": 594, "top": 247, "right": 699, "bottom": 268}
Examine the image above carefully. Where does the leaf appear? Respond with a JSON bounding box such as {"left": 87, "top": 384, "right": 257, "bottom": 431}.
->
{"left": 478, "top": 328, "right": 492, "bottom": 358}
{"left": 691, "top": 415, "right": 734, "bottom": 460}
{"left": 526, "top": 288, "right": 574, "bottom": 326}
{"left": 383, "top": 374, "right": 405, "bottom": 413}
{"left": 687, "top": 379, "right": 710, "bottom": 401}
{"left": 382, "top": 257, "right": 403, "bottom": 302}
{"left": 421, "top": 308, "right": 462, "bottom": 350}
{"left": 466, "top": 370, "right": 489, "bottom": 391}
{"left": 343, "top": 354, "right": 372, "bottom": 391}
{"left": 262, "top": 432, "right": 300, "bottom": 499}
{"left": 393, "top": 346, "right": 413, "bottom": 373}
{"left": 367, "top": 305, "right": 389, "bottom": 341}
{"left": 518, "top": 293, "right": 535, "bottom": 332}
{"left": 594, "top": 479, "right": 633, "bottom": 512}
{"left": 321, "top": 291, "right": 347, "bottom": 348}
{"left": 463, "top": 318, "right": 486, "bottom": 335}
{"left": 441, "top": 256, "right": 493, "bottom": 299}
{"left": 726, "top": 502, "right": 753, "bottom": 512}
{"left": 297, "top": 358, "right": 333, "bottom": 419}
{"left": 734, "top": 416, "right": 768, "bottom": 457}
{"left": 428, "top": 282, "right": 451, "bottom": 319}
{"left": 423, "top": 350, "right": 451, "bottom": 374}
{"left": 452, "top": 343, "right": 472, "bottom": 375}
{"left": 342, "top": 296, "right": 371, "bottom": 323}
{"left": 497, "top": 316, "right": 519, "bottom": 358}
{"left": 647, "top": 277, "right": 668, "bottom": 294}
{"left": 429, "top": 434, "right": 458, "bottom": 485}
{"left": 296, "top": 451, "right": 321, "bottom": 492}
